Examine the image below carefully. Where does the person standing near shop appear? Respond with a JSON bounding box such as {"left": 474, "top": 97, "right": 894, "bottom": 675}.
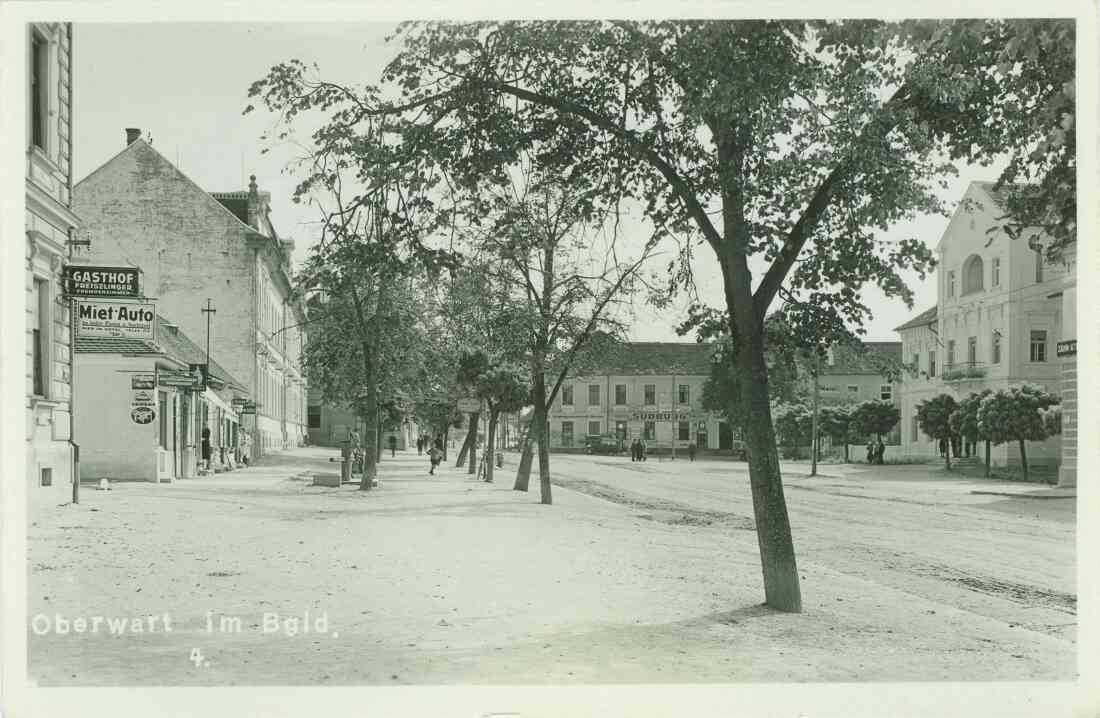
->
{"left": 201, "top": 426, "right": 212, "bottom": 471}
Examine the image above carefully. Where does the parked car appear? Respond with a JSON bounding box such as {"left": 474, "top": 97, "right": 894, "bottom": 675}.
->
{"left": 584, "top": 434, "right": 624, "bottom": 455}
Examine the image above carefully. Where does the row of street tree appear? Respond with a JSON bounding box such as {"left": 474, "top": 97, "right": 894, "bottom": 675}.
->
{"left": 245, "top": 19, "right": 1076, "bottom": 613}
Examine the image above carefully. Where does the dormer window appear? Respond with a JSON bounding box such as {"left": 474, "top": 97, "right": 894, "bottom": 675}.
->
{"left": 962, "top": 255, "right": 984, "bottom": 294}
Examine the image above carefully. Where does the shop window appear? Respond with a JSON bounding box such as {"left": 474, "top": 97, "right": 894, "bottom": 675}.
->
{"left": 644, "top": 421, "right": 656, "bottom": 441}
{"left": 158, "top": 392, "right": 168, "bottom": 449}
{"left": 561, "top": 421, "right": 574, "bottom": 447}
{"left": 678, "top": 421, "right": 690, "bottom": 441}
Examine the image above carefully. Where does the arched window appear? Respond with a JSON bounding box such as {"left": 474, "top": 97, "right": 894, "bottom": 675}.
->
{"left": 962, "top": 254, "right": 984, "bottom": 294}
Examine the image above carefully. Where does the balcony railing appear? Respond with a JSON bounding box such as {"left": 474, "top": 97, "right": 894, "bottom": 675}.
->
{"left": 942, "top": 362, "right": 988, "bottom": 382}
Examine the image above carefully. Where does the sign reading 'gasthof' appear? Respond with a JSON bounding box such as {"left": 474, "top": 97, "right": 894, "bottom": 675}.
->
{"left": 64, "top": 266, "right": 140, "bottom": 298}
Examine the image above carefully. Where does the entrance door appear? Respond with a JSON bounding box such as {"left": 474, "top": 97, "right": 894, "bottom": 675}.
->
{"left": 172, "top": 395, "right": 180, "bottom": 478}
{"left": 718, "top": 421, "right": 733, "bottom": 450}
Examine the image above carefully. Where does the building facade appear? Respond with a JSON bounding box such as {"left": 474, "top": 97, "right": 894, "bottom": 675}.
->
{"left": 26, "top": 22, "right": 81, "bottom": 501}
{"left": 895, "top": 181, "right": 1074, "bottom": 476}
{"left": 545, "top": 343, "right": 728, "bottom": 452}
{"left": 72, "top": 133, "right": 308, "bottom": 459}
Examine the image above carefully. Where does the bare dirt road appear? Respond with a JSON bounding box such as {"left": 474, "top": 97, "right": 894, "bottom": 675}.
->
{"left": 26, "top": 448, "right": 1076, "bottom": 685}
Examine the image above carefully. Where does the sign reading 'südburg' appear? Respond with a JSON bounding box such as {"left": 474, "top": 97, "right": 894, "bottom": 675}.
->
{"left": 76, "top": 301, "right": 156, "bottom": 341}
{"left": 64, "top": 265, "right": 140, "bottom": 298}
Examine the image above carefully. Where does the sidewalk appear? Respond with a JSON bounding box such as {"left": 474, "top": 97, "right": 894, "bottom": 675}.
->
{"left": 28, "top": 448, "right": 1075, "bottom": 685}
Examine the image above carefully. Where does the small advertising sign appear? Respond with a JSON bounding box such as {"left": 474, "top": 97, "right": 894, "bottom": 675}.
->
{"left": 64, "top": 265, "right": 141, "bottom": 298}
{"left": 239, "top": 401, "right": 257, "bottom": 415}
{"left": 131, "top": 374, "right": 156, "bottom": 390}
{"left": 76, "top": 301, "right": 155, "bottom": 341}
{"left": 189, "top": 364, "right": 208, "bottom": 391}
{"left": 457, "top": 398, "right": 481, "bottom": 413}
{"left": 131, "top": 405, "right": 156, "bottom": 424}
{"left": 1056, "top": 340, "right": 1077, "bottom": 357}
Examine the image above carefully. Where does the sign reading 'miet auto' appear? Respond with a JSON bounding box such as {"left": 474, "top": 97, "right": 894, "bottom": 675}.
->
{"left": 64, "top": 266, "right": 141, "bottom": 298}
{"left": 76, "top": 301, "right": 156, "bottom": 341}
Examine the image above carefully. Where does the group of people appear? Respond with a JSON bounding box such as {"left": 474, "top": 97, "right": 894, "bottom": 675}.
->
{"left": 629, "top": 438, "right": 649, "bottom": 462}
{"left": 865, "top": 437, "right": 886, "bottom": 465}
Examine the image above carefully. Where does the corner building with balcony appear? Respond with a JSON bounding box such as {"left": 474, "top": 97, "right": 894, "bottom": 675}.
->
{"left": 25, "top": 22, "right": 81, "bottom": 501}
{"left": 894, "top": 181, "right": 1075, "bottom": 482}
{"left": 72, "top": 131, "right": 308, "bottom": 459}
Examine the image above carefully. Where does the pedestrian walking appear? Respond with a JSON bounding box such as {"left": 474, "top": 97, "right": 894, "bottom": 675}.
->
{"left": 688, "top": 442, "right": 696, "bottom": 462}
{"left": 866, "top": 440, "right": 875, "bottom": 463}
{"left": 875, "top": 438, "right": 886, "bottom": 465}
{"left": 416, "top": 436, "right": 423, "bottom": 455}
{"left": 428, "top": 443, "right": 442, "bottom": 475}
{"left": 388, "top": 434, "right": 397, "bottom": 457}
{"left": 640, "top": 439, "right": 648, "bottom": 462}
{"left": 630, "top": 438, "right": 638, "bottom": 462}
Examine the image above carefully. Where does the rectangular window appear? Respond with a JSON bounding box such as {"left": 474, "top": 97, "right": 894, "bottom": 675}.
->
{"left": 911, "top": 415, "right": 919, "bottom": 442}
{"left": 32, "top": 278, "right": 47, "bottom": 396}
{"left": 1035, "top": 251, "right": 1044, "bottom": 283}
{"left": 561, "top": 385, "right": 573, "bottom": 406}
{"left": 307, "top": 405, "right": 321, "bottom": 429}
{"left": 644, "top": 420, "right": 656, "bottom": 441}
{"left": 40, "top": 467, "right": 53, "bottom": 487}
{"left": 992, "top": 332, "right": 1001, "bottom": 364}
{"left": 588, "top": 384, "right": 600, "bottom": 406}
{"left": 992, "top": 257, "right": 1001, "bottom": 286}
{"left": 947, "top": 270, "right": 956, "bottom": 297}
{"left": 947, "top": 339, "right": 956, "bottom": 368}
{"left": 929, "top": 350, "right": 937, "bottom": 378}
{"left": 644, "top": 384, "right": 656, "bottom": 405}
{"left": 847, "top": 385, "right": 859, "bottom": 395}
{"left": 588, "top": 420, "right": 601, "bottom": 436}
{"left": 561, "top": 421, "right": 574, "bottom": 447}
{"left": 1030, "top": 330, "right": 1047, "bottom": 362}
{"left": 678, "top": 421, "right": 690, "bottom": 441}
{"left": 30, "top": 33, "right": 47, "bottom": 150}
{"left": 967, "top": 336, "right": 977, "bottom": 365}
{"left": 678, "top": 384, "right": 690, "bottom": 404}
{"left": 912, "top": 353, "right": 920, "bottom": 373}
{"left": 880, "top": 385, "right": 892, "bottom": 401}
{"left": 615, "top": 384, "right": 627, "bottom": 405}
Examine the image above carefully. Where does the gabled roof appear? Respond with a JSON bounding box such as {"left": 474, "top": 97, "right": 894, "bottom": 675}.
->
{"left": 155, "top": 316, "right": 248, "bottom": 392}
{"left": 75, "top": 139, "right": 268, "bottom": 241}
{"left": 575, "top": 342, "right": 718, "bottom": 377}
{"left": 894, "top": 305, "right": 937, "bottom": 332}
{"left": 819, "top": 341, "right": 901, "bottom": 377}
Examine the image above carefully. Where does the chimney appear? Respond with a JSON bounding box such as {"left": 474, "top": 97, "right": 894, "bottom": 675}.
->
{"left": 246, "top": 175, "right": 261, "bottom": 229}
{"left": 125, "top": 128, "right": 141, "bottom": 145}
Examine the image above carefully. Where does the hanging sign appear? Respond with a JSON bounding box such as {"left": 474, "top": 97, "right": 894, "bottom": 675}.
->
{"left": 64, "top": 265, "right": 140, "bottom": 298}
{"left": 1056, "top": 340, "right": 1077, "bottom": 357}
{"left": 76, "top": 301, "right": 155, "bottom": 341}
{"left": 457, "top": 398, "right": 481, "bottom": 413}
{"left": 130, "top": 405, "right": 156, "bottom": 424}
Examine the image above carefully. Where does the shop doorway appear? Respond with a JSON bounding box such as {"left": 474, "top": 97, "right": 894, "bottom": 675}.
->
{"left": 718, "top": 421, "right": 733, "bottom": 450}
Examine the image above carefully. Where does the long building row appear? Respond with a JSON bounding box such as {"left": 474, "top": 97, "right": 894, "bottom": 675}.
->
{"left": 25, "top": 23, "right": 308, "bottom": 506}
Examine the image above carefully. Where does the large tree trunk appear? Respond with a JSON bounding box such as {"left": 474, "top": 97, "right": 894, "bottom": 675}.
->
{"left": 1019, "top": 438, "right": 1029, "bottom": 482}
{"left": 359, "top": 370, "right": 379, "bottom": 491}
{"left": 719, "top": 280, "right": 798, "bottom": 612}
{"left": 455, "top": 425, "right": 473, "bottom": 467}
{"left": 468, "top": 411, "right": 480, "bottom": 475}
{"left": 514, "top": 438, "right": 534, "bottom": 491}
{"left": 984, "top": 439, "right": 991, "bottom": 478}
{"left": 530, "top": 373, "right": 552, "bottom": 504}
{"left": 485, "top": 408, "right": 499, "bottom": 482}
{"left": 944, "top": 438, "right": 952, "bottom": 471}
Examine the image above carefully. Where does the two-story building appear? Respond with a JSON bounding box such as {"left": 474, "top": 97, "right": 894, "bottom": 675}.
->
{"left": 26, "top": 22, "right": 81, "bottom": 501}
{"left": 895, "top": 181, "right": 1074, "bottom": 478}
{"left": 72, "top": 131, "right": 308, "bottom": 459}
{"left": 546, "top": 342, "right": 727, "bottom": 452}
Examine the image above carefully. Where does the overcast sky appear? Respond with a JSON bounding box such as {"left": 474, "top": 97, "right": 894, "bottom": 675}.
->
{"left": 72, "top": 22, "right": 1002, "bottom": 344}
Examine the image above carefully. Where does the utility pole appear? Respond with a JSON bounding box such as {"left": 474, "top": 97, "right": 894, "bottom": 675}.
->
{"left": 202, "top": 298, "right": 216, "bottom": 371}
